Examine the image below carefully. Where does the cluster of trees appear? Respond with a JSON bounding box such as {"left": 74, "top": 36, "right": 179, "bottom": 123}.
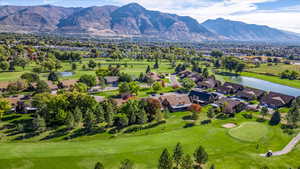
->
{"left": 30, "top": 91, "right": 164, "bottom": 132}
{"left": 280, "top": 70, "right": 299, "bottom": 80}
{"left": 94, "top": 159, "right": 134, "bottom": 169}
{"left": 222, "top": 57, "right": 246, "bottom": 74}
{"left": 53, "top": 51, "right": 82, "bottom": 61}
{"left": 158, "top": 143, "right": 210, "bottom": 169}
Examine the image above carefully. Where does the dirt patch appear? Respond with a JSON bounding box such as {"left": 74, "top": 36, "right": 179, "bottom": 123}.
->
{"left": 222, "top": 123, "right": 237, "bottom": 128}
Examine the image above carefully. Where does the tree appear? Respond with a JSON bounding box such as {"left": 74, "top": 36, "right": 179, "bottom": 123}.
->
{"left": 119, "top": 73, "right": 133, "bottom": 82}
{"left": 73, "top": 107, "right": 83, "bottom": 126}
{"left": 286, "top": 105, "right": 300, "bottom": 126}
{"left": 210, "top": 164, "right": 215, "bottom": 169}
{"left": 32, "top": 115, "right": 47, "bottom": 133}
{"left": 120, "top": 159, "right": 134, "bottom": 169}
{"left": 72, "top": 82, "right": 88, "bottom": 93}
{"left": 261, "top": 107, "right": 268, "bottom": 120}
{"left": 235, "top": 63, "right": 246, "bottom": 74}
{"left": 0, "top": 99, "right": 11, "bottom": 119}
{"left": 21, "top": 73, "right": 40, "bottom": 83}
{"left": 71, "top": 63, "right": 77, "bottom": 71}
{"left": 79, "top": 74, "right": 96, "bottom": 87}
{"left": 173, "top": 143, "right": 184, "bottom": 168}
{"left": 83, "top": 110, "right": 96, "bottom": 131}
{"left": 202, "top": 68, "right": 209, "bottom": 78}
{"left": 146, "top": 65, "right": 151, "bottom": 74}
{"left": 189, "top": 104, "right": 202, "bottom": 121}
{"left": 181, "top": 78, "right": 196, "bottom": 92}
{"left": 66, "top": 112, "right": 75, "bottom": 129}
{"left": 48, "top": 72, "right": 59, "bottom": 82}
{"left": 16, "top": 101, "right": 26, "bottom": 114}
{"left": 0, "top": 61, "right": 9, "bottom": 71}
{"left": 207, "top": 107, "right": 216, "bottom": 119}
{"left": 36, "top": 80, "right": 50, "bottom": 93}
{"left": 104, "top": 102, "right": 114, "bottom": 126}
{"left": 210, "top": 50, "right": 223, "bottom": 58}
{"left": 114, "top": 113, "right": 129, "bottom": 128}
{"left": 269, "top": 111, "right": 281, "bottom": 126}
{"left": 152, "top": 82, "right": 162, "bottom": 93}
{"left": 88, "top": 60, "right": 97, "bottom": 70}
{"left": 158, "top": 148, "right": 173, "bottom": 169}
{"left": 194, "top": 146, "right": 208, "bottom": 166}
{"left": 95, "top": 104, "right": 105, "bottom": 123}
{"left": 94, "top": 162, "right": 104, "bottom": 169}
{"left": 181, "top": 154, "right": 193, "bottom": 169}
{"left": 154, "top": 59, "right": 159, "bottom": 69}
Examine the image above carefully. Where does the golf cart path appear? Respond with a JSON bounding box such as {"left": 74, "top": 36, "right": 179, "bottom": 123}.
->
{"left": 260, "top": 132, "right": 300, "bottom": 157}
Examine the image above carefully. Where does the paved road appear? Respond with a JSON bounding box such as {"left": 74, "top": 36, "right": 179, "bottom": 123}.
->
{"left": 170, "top": 75, "right": 181, "bottom": 87}
{"left": 260, "top": 132, "right": 300, "bottom": 157}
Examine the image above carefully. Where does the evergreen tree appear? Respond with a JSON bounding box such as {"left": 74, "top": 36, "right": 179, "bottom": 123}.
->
{"left": 94, "top": 162, "right": 104, "bottom": 169}
{"left": 71, "top": 63, "right": 77, "bottom": 71}
{"left": 181, "top": 154, "right": 193, "bottom": 169}
{"left": 194, "top": 146, "right": 208, "bottom": 166}
{"left": 136, "top": 108, "right": 148, "bottom": 124}
{"left": 173, "top": 143, "right": 184, "bottom": 168}
{"left": 95, "top": 104, "right": 105, "bottom": 123}
{"left": 154, "top": 59, "right": 159, "bottom": 69}
{"left": 105, "top": 103, "right": 114, "bottom": 126}
{"left": 158, "top": 149, "right": 173, "bottom": 169}
{"left": 73, "top": 107, "right": 83, "bottom": 126}
{"left": 66, "top": 112, "right": 75, "bottom": 129}
{"left": 146, "top": 65, "right": 151, "bottom": 74}
{"left": 48, "top": 71, "right": 59, "bottom": 82}
{"left": 84, "top": 110, "right": 96, "bottom": 131}
{"left": 261, "top": 107, "right": 268, "bottom": 120}
{"left": 269, "top": 111, "right": 281, "bottom": 126}
{"left": 210, "top": 164, "right": 215, "bottom": 169}
{"left": 32, "top": 115, "right": 46, "bottom": 133}
{"left": 286, "top": 104, "right": 300, "bottom": 126}
{"left": 120, "top": 159, "right": 134, "bottom": 169}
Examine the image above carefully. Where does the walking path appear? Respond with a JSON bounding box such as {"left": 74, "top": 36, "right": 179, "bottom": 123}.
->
{"left": 260, "top": 132, "right": 300, "bottom": 157}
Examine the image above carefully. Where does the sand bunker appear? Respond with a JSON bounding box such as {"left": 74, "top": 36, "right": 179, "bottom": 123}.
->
{"left": 222, "top": 123, "right": 237, "bottom": 128}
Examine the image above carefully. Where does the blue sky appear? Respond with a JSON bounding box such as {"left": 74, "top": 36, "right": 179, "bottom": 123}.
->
{"left": 0, "top": 0, "right": 300, "bottom": 33}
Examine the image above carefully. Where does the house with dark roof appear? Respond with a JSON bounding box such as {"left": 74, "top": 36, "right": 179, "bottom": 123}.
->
{"left": 104, "top": 76, "right": 119, "bottom": 87}
{"left": 189, "top": 90, "right": 218, "bottom": 105}
{"left": 216, "top": 82, "right": 243, "bottom": 94}
{"left": 187, "top": 73, "right": 204, "bottom": 83}
{"left": 197, "top": 78, "right": 221, "bottom": 89}
{"left": 236, "top": 87, "right": 265, "bottom": 101}
{"left": 160, "top": 94, "right": 192, "bottom": 112}
{"left": 178, "top": 70, "right": 192, "bottom": 79}
{"left": 260, "top": 92, "right": 295, "bottom": 109}
{"left": 214, "top": 98, "right": 246, "bottom": 114}
{"left": 146, "top": 72, "right": 161, "bottom": 81}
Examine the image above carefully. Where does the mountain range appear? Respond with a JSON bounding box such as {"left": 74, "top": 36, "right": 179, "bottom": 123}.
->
{"left": 0, "top": 3, "right": 299, "bottom": 42}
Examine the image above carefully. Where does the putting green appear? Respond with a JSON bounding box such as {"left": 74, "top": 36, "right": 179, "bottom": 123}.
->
{"left": 229, "top": 122, "right": 269, "bottom": 142}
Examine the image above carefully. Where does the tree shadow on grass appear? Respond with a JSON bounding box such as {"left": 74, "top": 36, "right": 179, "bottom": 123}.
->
{"left": 63, "top": 127, "right": 106, "bottom": 140}
{"left": 40, "top": 127, "right": 70, "bottom": 141}
{"left": 13, "top": 132, "right": 39, "bottom": 141}
{"left": 2, "top": 115, "right": 21, "bottom": 121}
{"left": 182, "top": 115, "right": 193, "bottom": 121}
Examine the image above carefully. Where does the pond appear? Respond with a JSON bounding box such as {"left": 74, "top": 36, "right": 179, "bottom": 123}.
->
{"left": 225, "top": 76, "right": 300, "bottom": 97}
{"left": 60, "top": 72, "right": 74, "bottom": 77}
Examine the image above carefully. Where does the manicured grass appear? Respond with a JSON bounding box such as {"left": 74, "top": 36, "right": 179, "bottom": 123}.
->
{"left": 229, "top": 122, "right": 269, "bottom": 142}
{"left": 0, "top": 112, "right": 299, "bottom": 169}
{"left": 247, "top": 64, "right": 300, "bottom": 76}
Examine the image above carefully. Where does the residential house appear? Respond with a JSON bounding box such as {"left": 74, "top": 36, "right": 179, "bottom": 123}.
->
{"left": 189, "top": 90, "right": 218, "bottom": 105}
{"left": 104, "top": 76, "right": 119, "bottom": 87}
{"left": 187, "top": 73, "right": 204, "bottom": 83}
{"left": 260, "top": 92, "right": 295, "bottom": 109}
{"left": 216, "top": 82, "right": 243, "bottom": 94}
{"left": 178, "top": 70, "right": 192, "bottom": 79}
{"left": 0, "top": 82, "right": 9, "bottom": 91}
{"left": 236, "top": 87, "right": 265, "bottom": 101}
{"left": 197, "top": 78, "right": 221, "bottom": 89}
{"left": 214, "top": 98, "right": 246, "bottom": 114}
{"left": 160, "top": 93, "right": 192, "bottom": 112}
{"left": 146, "top": 72, "right": 161, "bottom": 82}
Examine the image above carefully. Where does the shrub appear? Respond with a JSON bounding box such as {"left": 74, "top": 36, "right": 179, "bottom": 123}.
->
{"left": 201, "top": 120, "right": 212, "bottom": 125}
{"left": 256, "top": 118, "right": 266, "bottom": 123}
{"left": 183, "top": 122, "right": 195, "bottom": 128}
{"left": 242, "top": 113, "right": 253, "bottom": 119}
{"left": 283, "top": 129, "right": 295, "bottom": 135}
{"left": 281, "top": 124, "right": 296, "bottom": 129}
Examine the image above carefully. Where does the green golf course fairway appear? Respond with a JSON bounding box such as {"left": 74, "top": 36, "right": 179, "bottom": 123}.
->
{"left": 0, "top": 112, "right": 299, "bottom": 169}
{"left": 229, "top": 122, "right": 269, "bottom": 142}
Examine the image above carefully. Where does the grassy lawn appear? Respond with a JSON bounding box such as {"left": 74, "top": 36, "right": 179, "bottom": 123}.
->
{"left": 0, "top": 111, "right": 299, "bottom": 169}
{"left": 0, "top": 59, "right": 175, "bottom": 82}
{"left": 228, "top": 122, "right": 269, "bottom": 142}
{"left": 247, "top": 64, "right": 300, "bottom": 76}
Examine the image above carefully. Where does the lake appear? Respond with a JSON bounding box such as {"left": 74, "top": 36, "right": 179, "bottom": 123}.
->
{"left": 60, "top": 72, "right": 74, "bottom": 77}
{"left": 226, "top": 76, "right": 300, "bottom": 97}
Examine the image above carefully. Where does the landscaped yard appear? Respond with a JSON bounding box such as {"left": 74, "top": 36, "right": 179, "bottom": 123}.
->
{"left": 0, "top": 111, "right": 299, "bottom": 169}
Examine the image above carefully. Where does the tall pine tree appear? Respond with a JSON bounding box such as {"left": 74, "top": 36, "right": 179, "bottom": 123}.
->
{"left": 158, "top": 149, "right": 173, "bottom": 169}
{"left": 173, "top": 142, "right": 184, "bottom": 168}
